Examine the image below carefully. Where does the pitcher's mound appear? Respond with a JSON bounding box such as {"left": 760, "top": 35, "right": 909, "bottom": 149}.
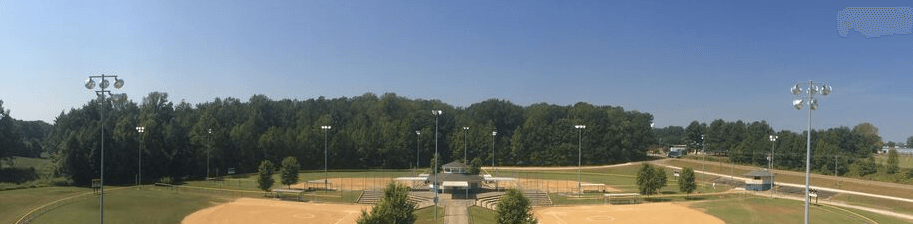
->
{"left": 534, "top": 202, "right": 723, "bottom": 224}
{"left": 182, "top": 198, "right": 370, "bottom": 224}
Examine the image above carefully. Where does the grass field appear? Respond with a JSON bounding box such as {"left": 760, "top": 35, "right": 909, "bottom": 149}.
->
{"left": 665, "top": 159, "right": 913, "bottom": 199}
{"left": 874, "top": 153, "right": 913, "bottom": 169}
{"left": 469, "top": 206, "right": 497, "bottom": 224}
{"left": 415, "top": 206, "right": 444, "bottom": 224}
{"left": 690, "top": 197, "right": 912, "bottom": 224}
{"left": 29, "top": 188, "right": 232, "bottom": 223}
{"left": 4, "top": 156, "right": 52, "bottom": 169}
{"left": 828, "top": 193, "right": 913, "bottom": 216}
{"left": 0, "top": 186, "right": 88, "bottom": 223}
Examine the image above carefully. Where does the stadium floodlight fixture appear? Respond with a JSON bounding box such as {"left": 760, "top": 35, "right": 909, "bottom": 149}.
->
{"left": 574, "top": 125, "right": 586, "bottom": 194}
{"left": 321, "top": 125, "right": 331, "bottom": 196}
{"left": 463, "top": 127, "right": 469, "bottom": 163}
{"left": 790, "top": 80, "right": 832, "bottom": 224}
{"left": 793, "top": 99, "right": 804, "bottom": 110}
{"left": 113, "top": 78, "right": 124, "bottom": 89}
{"left": 136, "top": 126, "right": 144, "bottom": 188}
{"left": 415, "top": 130, "right": 421, "bottom": 172}
{"left": 84, "top": 74, "right": 124, "bottom": 224}
{"left": 85, "top": 78, "right": 96, "bottom": 89}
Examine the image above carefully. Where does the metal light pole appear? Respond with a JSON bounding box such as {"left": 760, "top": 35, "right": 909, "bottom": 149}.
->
{"left": 769, "top": 135, "right": 778, "bottom": 198}
{"left": 432, "top": 110, "right": 443, "bottom": 223}
{"left": 491, "top": 131, "right": 497, "bottom": 175}
{"left": 575, "top": 125, "right": 585, "bottom": 194}
{"left": 84, "top": 74, "right": 125, "bottom": 224}
{"left": 415, "top": 130, "right": 421, "bottom": 174}
{"left": 207, "top": 128, "right": 212, "bottom": 180}
{"left": 321, "top": 125, "right": 331, "bottom": 195}
{"left": 791, "top": 80, "right": 833, "bottom": 224}
{"left": 136, "top": 127, "right": 144, "bottom": 188}
{"left": 463, "top": 127, "right": 469, "bottom": 163}
{"left": 701, "top": 135, "right": 705, "bottom": 183}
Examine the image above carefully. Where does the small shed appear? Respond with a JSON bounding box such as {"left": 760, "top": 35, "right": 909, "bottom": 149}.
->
{"left": 743, "top": 170, "right": 774, "bottom": 191}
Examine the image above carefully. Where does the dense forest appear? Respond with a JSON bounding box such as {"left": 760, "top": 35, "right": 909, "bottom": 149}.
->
{"left": 36, "top": 92, "right": 655, "bottom": 185}
{"left": 0, "top": 93, "right": 902, "bottom": 187}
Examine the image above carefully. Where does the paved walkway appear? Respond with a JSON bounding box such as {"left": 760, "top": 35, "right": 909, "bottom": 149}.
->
{"left": 442, "top": 199, "right": 474, "bottom": 224}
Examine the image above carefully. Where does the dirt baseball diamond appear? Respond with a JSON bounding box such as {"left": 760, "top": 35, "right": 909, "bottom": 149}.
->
{"left": 534, "top": 203, "right": 724, "bottom": 224}
{"left": 289, "top": 177, "right": 620, "bottom": 193}
{"left": 181, "top": 198, "right": 369, "bottom": 224}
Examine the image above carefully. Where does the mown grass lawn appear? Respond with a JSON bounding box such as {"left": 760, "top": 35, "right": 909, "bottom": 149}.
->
{"left": 469, "top": 206, "right": 498, "bottom": 224}
{"left": 666, "top": 159, "right": 913, "bottom": 199}
{"left": 689, "top": 197, "right": 906, "bottom": 224}
{"left": 415, "top": 206, "right": 444, "bottom": 224}
{"left": 0, "top": 186, "right": 89, "bottom": 223}
{"left": 29, "top": 188, "right": 232, "bottom": 224}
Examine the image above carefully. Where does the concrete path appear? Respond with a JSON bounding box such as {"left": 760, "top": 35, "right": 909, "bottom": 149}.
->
{"left": 442, "top": 199, "right": 474, "bottom": 224}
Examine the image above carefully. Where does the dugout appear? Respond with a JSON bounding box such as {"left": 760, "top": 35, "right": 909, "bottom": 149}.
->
{"left": 743, "top": 170, "right": 774, "bottom": 191}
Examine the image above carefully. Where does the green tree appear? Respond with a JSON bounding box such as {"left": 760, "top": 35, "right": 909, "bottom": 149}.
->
{"left": 469, "top": 157, "right": 483, "bottom": 175}
{"left": 678, "top": 167, "right": 696, "bottom": 197}
{"left": 257, "top": 160, "right": 275, "bottom": 193}
{"left": 636, "top": 164, "right": 667, "bottom": 195}
{"left": 907, "top": 136, "right": 913, "bottom": 148}
{"left": 357, "top": 182, "right": 416, "bottom": 224}
{"left": 280, "top": 156, "right": 300, "bottom": 188}
{"left": 887, "top": 149, "right": 899, "bottom": 174}
{"left": 496, "top": 188, "right": 537, "bottom": 224}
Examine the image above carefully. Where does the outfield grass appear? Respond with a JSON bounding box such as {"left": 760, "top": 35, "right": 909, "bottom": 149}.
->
{"left": 828, "top": 193, "right": 913, "bottom": 216}
{"left": 469, "top": 206, "right": 498, "bottom": 224}
{"left": 29, "top": 188, "right": 233, "bottom": 223}
{"left": 666, "top": 159, "right": 913, "bottom": 199}
{"left": 497, "top": 164, "right": 729, "bottom": 196}
{"left": 0, "top": 186, "right": 89, "bottom": 223}
{"left": 415, "top": 206, "right": 444, "bottom": 224}
{"left": 690, "top": 197, "right": 902, "bottom": 224}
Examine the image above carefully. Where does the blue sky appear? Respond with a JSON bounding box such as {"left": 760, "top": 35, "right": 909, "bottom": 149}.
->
{"left": 1, "top": 0, "right": 911, "bottom": 142}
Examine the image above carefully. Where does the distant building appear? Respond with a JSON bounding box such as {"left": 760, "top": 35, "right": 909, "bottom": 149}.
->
{"left": 668, "top": 145, "right": 686, "bottom": 158}
{"left": 743, "top": 170, "right": 774, "bottom": 191}
{"left": 429, "top": 161, "right": 484, "bottom": 194}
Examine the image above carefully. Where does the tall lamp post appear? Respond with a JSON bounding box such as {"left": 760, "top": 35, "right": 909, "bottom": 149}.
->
{"left": 463, "top": 127, "right": 469, "bottom": 163}
{"left": 321, "top": 125, "right": 331, "bottom": 195}
{"left": 701, "top": 135, "right": 705, "bottom": 183}
{"left": 769, "top": 135, "right": 777, "bottom": 198}
{"left": 135, "top": 126, "right": 144, "bottom": 188}
{"left": 415, "top": 130, "right": 421, "bottom": 174}
{"left": 431, "top": 110, "right": 443, "bottom": 223}
{"left": 574, "top": 125, "right": 585, "bottom": 194}
{"left": 207, "top": 128, "right": 212, "bottom": 180}
{"left": 791, "top": 80, "right": 833, "bottom": 224}
{"left": 491, "top": 131, "right": 497, "bottom": 175}
{"left": 84, "top": 74, "right": 125, "bottom": 224}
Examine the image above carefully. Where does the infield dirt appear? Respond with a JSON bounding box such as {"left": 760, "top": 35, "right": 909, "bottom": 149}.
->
{"left": 533, "top": 202, "right": 724, "bottom": 224}
{"left": 181, "top": 198, "right": 369, "bottom": 224}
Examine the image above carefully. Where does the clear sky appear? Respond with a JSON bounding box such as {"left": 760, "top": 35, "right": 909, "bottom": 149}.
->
{"left": 1, "top": 0, "right": 911, "bottom": 142}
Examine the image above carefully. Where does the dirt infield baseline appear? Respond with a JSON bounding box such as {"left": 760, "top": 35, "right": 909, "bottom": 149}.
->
{"left": 182, "top": 198, "right": 369, "bottom": 224}
{"left": 499, "top": 178, "right": 621, "bottom": 193}
{"left": 534, "top": 203, "right": 724, "bottom": 224}
{"left": 290, "top": 177, "right": 412, "bottom": 191}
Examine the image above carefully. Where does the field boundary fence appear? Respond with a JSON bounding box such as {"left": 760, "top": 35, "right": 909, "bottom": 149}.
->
{"left": 16, "top": 186, "right": 133, "bottom": 224}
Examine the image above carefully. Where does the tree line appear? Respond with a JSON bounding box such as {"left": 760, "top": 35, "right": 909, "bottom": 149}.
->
{"left": 0, "top": 100, "right": 53, "bottom": 164}
{"left": 41, "top": 92, "right": 656, "bottom": 186}
{"left": 656, "top": 119, "right": 889, "bottom": 177}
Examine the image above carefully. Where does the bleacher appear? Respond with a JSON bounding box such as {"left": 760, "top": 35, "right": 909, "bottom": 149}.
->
{"left": 474, "top": 192, "right": 505, "bottom": 210}
{"left": 356, "top": 190, "right": 382, "bottom": 204}
{"left": 523, "top": 190, "right": 553, "bottom": 206}
{"left": 356, "top": 190, "right": 434, "bottom": 209}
